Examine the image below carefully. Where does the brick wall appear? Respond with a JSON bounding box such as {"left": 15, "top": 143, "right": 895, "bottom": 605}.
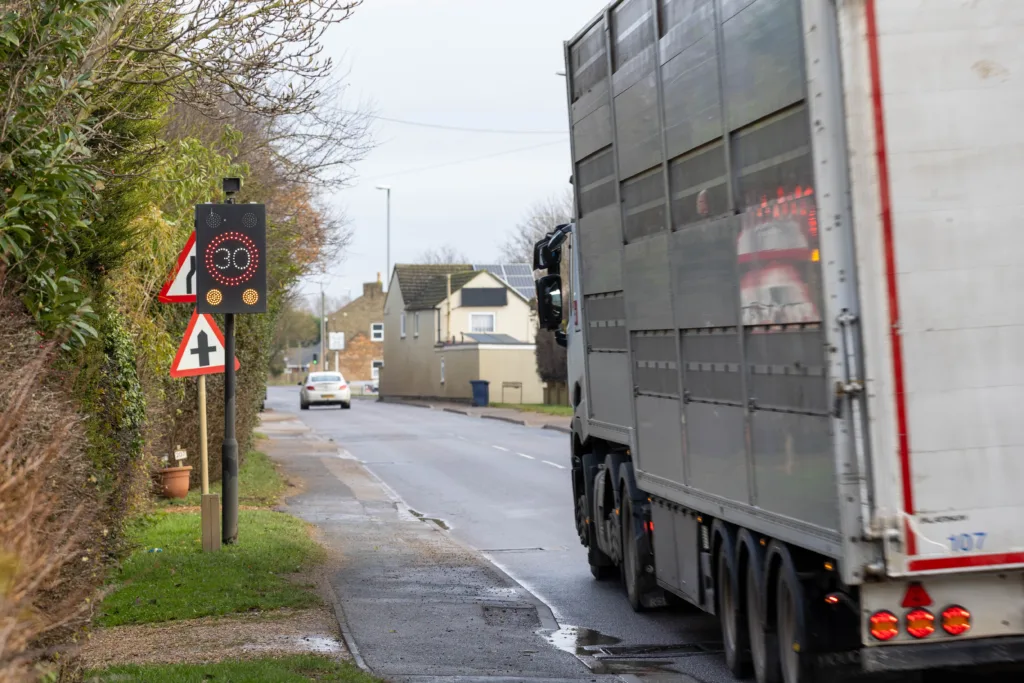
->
{"left": 334, "top": 333, "right": 382, "bottom": 383}
{"left": 326, "top": 281, "right": 385, "bottom": 382}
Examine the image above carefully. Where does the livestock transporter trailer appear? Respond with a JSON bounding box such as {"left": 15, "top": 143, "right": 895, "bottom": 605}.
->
{"left": 532, "top": 0, "right": 1024, "bottom": 681}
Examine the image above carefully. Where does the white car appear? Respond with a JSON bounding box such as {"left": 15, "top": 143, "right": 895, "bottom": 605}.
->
{"left": 299, "top": 372, "right": 352, "bottom": 410}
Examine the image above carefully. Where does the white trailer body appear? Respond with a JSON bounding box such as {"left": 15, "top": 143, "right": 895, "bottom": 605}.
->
{"left": 535, "top": 0, "right": 1024, "bottom": 678}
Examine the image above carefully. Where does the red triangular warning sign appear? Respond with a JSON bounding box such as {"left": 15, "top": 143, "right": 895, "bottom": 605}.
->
{"left": 901, "top": 582, "right": 932, "bottom": 608}
{"left": 170, "top": 310, "right": 241, "bottom": 378}
{"left": 158, "top": 232, "right": 197, "bottom": 303}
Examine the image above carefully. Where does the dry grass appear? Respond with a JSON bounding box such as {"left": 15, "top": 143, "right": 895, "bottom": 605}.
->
{"left": 0, "top": 297, "right": 98, "bottom": 682}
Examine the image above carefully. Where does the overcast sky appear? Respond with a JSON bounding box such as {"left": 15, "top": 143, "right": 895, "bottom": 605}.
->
{"left": 302, "top": 0, "right": 604, "bottom": 305}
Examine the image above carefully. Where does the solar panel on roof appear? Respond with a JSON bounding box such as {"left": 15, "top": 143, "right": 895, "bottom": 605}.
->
{"left": 471, "top": 263, "right": 535, "bottom": 300}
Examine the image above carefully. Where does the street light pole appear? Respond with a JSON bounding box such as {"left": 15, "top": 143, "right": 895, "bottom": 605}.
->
{"left": 376, "top": 185, "right": 391, "bottom": 284}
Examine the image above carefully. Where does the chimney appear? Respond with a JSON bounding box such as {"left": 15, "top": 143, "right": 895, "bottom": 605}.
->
{"left": 377, "top": 271, "right": 381, "bottom": 283}
{"left": 363, "top": 280, "right": 384, "bottom": 299}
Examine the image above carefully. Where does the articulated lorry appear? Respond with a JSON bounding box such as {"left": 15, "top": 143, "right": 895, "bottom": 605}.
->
{"left": 532, "top": 1, "right": 1024, "bottom": 681}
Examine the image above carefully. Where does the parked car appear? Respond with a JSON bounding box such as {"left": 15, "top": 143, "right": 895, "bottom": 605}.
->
{"left": 299, "top": 372, "right": 351, "bottom": 410}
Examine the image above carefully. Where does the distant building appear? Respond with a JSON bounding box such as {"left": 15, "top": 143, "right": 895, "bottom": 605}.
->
{"left": 282, "top": 345, "right": 319, "bottom": 374}
{"left": 380, "top": 263, "right": 542, "bottom": 404}
{"left": 325, "top": 279, "right": 386, "bottom": 388}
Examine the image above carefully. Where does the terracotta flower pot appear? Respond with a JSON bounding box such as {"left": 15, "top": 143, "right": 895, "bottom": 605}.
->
{"left": 158, "top": 466, "right": 193, "bottom": 499}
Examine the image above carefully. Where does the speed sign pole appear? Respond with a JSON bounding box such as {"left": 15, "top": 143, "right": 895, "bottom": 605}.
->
{"left": 195, "top": 178, "right": 268, "bottom": 545}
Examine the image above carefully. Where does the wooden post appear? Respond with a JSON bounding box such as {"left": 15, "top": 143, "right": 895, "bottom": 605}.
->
{"left": 198, "top": 375, "right": 220, "bottom": 552}
{"left": 199, "top": 375, "right": 209, "bottom": 494}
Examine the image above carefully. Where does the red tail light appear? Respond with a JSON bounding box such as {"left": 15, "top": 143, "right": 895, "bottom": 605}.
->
{"left": 941, "top": 606, "right": 971, "bottom": 636}
{"left": 306, "top": 385, "right": 315, "bottom": 390}
{"left": 644, "top": 520, "right": 653, "bottom": 534}
{"left": 339, "top": 384, "right": 347, "bottom": 389}
{"left": 869, "top": 611, "right": 899, "bottom": 641}
{"left": 905, "top": 609, "right": 935, "bottom": 639}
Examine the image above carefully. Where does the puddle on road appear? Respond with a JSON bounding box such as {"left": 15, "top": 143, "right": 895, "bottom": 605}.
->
{"left": 542, "top": 625, "right": 723, "bottom": 675}
{"left": 408, "top": 508, "right": 451, "bottom": 530}
{"left": 543, "top": 624, "right": 621, "bottom": 656}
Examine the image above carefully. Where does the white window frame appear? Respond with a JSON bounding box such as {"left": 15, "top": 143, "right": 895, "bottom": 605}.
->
{"left": 400, "top": 312, "right": 406, "bottom": 338}
{"left": 468, "top": 312, "right": 496, "bottom": 334}
{"left": 370, "top": 322, "right": 384, "bottom": 342}
{"left": 371, "top": 360, "right": 384, "bottom": 380}
{"left": 414, "top": 311, "right": 420, "bottom": 338}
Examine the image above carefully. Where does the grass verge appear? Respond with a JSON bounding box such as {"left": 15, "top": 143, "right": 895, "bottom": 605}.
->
{"left": 164, "top": 450, "right": 286, "bottom": 508}
{"left": 491, "top": 402, "right": 572, "bottom": 417}
{"left": 98, "top": 509, "right": 324, "bottom": 626}
{"left": 86, "top": 655, "right": 383, "bottom": 682}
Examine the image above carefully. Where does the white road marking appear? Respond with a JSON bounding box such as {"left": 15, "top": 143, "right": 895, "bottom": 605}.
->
{"left": 457, "top": 436, "right": 468, "bottom": 441}
{"left": 543, "top": 460, "right": 565, "bottom": 469}
{"left": 517, "top": 453, "right": 535, "bottom": 460}
{"left": 492, "top": 445, "right": 509, "bottom": 452}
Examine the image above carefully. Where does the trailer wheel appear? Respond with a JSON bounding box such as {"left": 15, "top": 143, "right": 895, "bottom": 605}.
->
{"left": 777, "top": 567, "right": 813, "bottom": 683}
{"left": 747, "top": 556, "right": 781, "bottom": 683}
{"left": 621, "top": 495, "right": 643, "bottom": 611}
{"left": 578, "top": 494, "right": 614, "bottom": 579}
{"left": 717, "top": 543, "right": 750, "bottom": 678}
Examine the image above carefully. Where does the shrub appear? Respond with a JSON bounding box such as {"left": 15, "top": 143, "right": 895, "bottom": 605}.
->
{"left": 0, "top": 294, "right": 99, "bottom": 683}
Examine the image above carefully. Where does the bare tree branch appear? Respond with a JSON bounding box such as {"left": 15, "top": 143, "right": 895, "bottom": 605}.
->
{"left": 499, "top": 189, "right": 573, "bottom": 264}
{"left": 417, "top": 244, "right": 468, "bottom": 265}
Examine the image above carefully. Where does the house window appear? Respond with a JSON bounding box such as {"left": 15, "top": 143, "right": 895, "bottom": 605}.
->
{"left": 400, "top": 313, "right": 406, "bottom": 338}
{"left": 469, "top": 312, "right": 495, "bottom": 333}
{"left": 371, "top": 322, "right": 384, "bottom": 342}
{"left": 414, "top": 311, "right": 420, "bottom": 337}
{"left": 371, "top": 360, "right": 384, "bottom": 380}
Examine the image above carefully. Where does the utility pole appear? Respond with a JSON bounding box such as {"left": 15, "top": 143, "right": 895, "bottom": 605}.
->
{"left": 376, "top": 185, "right": 391, "bottom": 283}
{"left": 320, "top": 286, "right": 326, "bottom": 369}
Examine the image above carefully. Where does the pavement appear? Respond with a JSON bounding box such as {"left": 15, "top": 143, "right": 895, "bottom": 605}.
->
{"left": 379, "top": 396, "right": 571, "bottom": 433}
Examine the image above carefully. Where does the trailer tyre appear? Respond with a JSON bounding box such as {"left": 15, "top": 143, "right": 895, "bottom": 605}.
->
{"left": 747, "top": 555, "right": 781, "bottom": 683}
{"left": 717, "top": 543, "right": 750, "bottom": 678}
{"left": 620, "top": 495, "right": 662, "bottom": 612}
{"left": 776, "top": 564, "right": 813, "bottom": 683}
{"left": 579, "top": 494, "right": 614, "bottom": 580}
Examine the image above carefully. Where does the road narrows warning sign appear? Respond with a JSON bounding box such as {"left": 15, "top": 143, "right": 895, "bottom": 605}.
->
{"left": 158, "top": 232, "right": 198, "bottom": 304}
{"left": 170, "top": 310, "right": 241, "bottom": 378}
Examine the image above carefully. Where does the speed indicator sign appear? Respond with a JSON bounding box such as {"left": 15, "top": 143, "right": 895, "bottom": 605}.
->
{"left": 195, "top": 203, "right": 267, "bottom": 314}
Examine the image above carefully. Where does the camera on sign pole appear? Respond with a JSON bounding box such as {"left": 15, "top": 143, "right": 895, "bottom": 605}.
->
{"left": 195, "top": 186, "right": 267, "bottom": 314}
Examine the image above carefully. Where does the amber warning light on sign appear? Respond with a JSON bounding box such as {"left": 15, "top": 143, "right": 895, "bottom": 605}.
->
{"left": 195, "top": 203, "right": 267, "bottom": 314}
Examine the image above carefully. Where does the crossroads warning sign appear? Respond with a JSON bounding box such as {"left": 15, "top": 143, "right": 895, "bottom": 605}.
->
{"left": 158, "top": 232, "right": 197, "bottom": 304}
{"left": 170, "top": 310, "right": 241, "bottom": 378}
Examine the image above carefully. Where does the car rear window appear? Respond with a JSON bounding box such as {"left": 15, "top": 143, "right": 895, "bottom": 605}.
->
{"left": 310, "top": 374, "right": 343, "bottom": 383}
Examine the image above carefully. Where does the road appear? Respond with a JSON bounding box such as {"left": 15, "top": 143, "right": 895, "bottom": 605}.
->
{"left": 268, "top": 386, "right": 733, "bottom": 682}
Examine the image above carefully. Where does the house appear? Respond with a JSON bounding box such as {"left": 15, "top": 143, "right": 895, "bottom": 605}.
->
{"left": 324, "top": 279, "right": 386, "bottom": 389}
{"left": 380, "top": 263, "right": 542, "bottom": 404}
{"left": 282, "top": 345, "right": 319, "bottom": 374}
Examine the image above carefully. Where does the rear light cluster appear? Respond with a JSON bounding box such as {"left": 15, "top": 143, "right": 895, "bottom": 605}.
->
{"left": 869, "top": 583, "right": 971, "bottom": 641}
{"left": 869, "top": 606, "right": 972, "bottom": 641}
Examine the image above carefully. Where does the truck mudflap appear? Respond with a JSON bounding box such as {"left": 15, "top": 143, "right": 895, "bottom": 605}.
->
{"left": 861, "top": 636, "right": 1024, "bottom": 673}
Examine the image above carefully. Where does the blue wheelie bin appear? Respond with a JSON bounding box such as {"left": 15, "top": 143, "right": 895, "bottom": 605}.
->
{"left": 469, "top": 380, "right": 490, "bottom": 407}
